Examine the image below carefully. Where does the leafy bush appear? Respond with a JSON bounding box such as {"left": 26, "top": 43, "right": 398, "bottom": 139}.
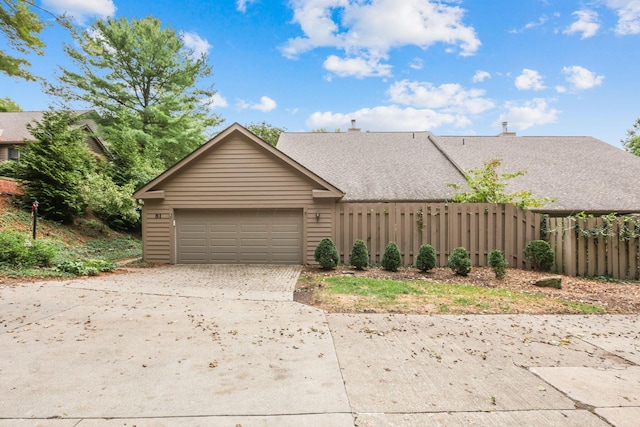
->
{"left": 488, "top": 249, "right": 507, "bottom": 279}
{"left": 0, "top": 230, "right": 57, "bottom": 267}
{"left": 349, "top": 239, "right": 369, "bottom": 270}
{"left": 82, "top": 174, "right": 140, "bottom": 231}
{"left": 314, "top": 238, "right": 339, "bottom": 269}
{"left": 448, "top": 247, "right": 471, "bottom": 276}
{"left": 381, "top": 241, "right": 401, "bottom": 272}
{"left": 0, "top": 161, "right": 17, "bottom": 178}
{"left": 524, "top": 240, "right": 554, "bottom": 272}
{"left": 55, "top": 259, "right": 116, "bottom": 276}
{"left": 416, "top": 244, "right": 437, "bottom": 272}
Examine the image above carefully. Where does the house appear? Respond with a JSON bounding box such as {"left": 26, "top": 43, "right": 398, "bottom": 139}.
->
{"left": 133, "top": 122, "right": 640, "bottom": 265}
{"left": 0, "top": 111, "right": 106, "bottom": 162}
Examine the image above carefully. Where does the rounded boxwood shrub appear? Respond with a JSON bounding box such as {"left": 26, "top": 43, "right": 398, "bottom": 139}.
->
{"left": 488, "top": 249, "right": 507, "bottom": 279}
{"left": 416, "top": 244, "right": 436, "bottom": 272}
{"left": 448, "top": 247, "right": 471, "bottom": 276}
{"left": 524, "top": 240, "right": 554, "bottom": 272}
{"left": 350, "top": 239, "right": 369, "bottom": 270}
{"left": 381, "top": 241, "right": 402, "bottom": 272}
{"left": 314, "top": 238, "right": 339, "bottom": 269}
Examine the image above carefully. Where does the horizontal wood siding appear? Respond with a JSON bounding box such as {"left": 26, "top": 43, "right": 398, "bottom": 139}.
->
{"left": 142, "top": 203, "right": 173, "bottom": 263}
{"left": 140, "top": 134, "right": 337, "bottom": 264}
{"left": 160, "top": 136, "right": 316, "bottom": 209}
{"left": 335, "top": 203, "right": 543, "bottom": 268}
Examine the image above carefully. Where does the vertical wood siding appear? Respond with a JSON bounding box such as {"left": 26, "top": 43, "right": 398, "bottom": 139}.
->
{"left": 0, "top": 147, "right": 8, "bottom": 162}
{"left": 547, "top": 215, "right": 640, "bottom": 280}
{"left": 334, "top": 202, "right": 542, "bottom": 268}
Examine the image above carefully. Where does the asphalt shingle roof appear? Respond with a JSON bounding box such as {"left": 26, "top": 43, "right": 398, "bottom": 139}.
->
{"left": 277, "top": 131, "right": 466, "bottom": 201}
{"left": 278, "top": 131, "right": 640, "bottom": 214}
{"left": 0, "top": 111, "right": 92, "bottom": 144}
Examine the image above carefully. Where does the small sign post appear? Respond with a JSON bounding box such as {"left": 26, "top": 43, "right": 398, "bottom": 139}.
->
{"left": 31, "top": 201, "right": 39, "bottom": 240}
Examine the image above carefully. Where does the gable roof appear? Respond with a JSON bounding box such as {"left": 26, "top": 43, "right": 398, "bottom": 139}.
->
{"left": 0, "top": 110, "right": 106, "bottom": 155}
{"left": 276, "top": 131, "right": 466, "bottom": 202}
{"left": 277, "top": 131, "right": 640, "bottom": 214}
{"left": 132, "top": 122, "right": 344, "bottom": 200}
{"left": 434, "top": 135, "right": 640, "bottom": 214}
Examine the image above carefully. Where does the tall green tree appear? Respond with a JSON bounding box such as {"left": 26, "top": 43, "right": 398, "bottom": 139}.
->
{"left": 0, "top": 0, "right": 46, "bottom": 80}
{"left": 47, "top": 16, "right": 223, "bottom": 172}
{"left": 622, "top": 118, "right": 640, "bottom": 156}
{"left": 245, "top": 121, "right": 286, "bottom": 147}
{"left": 15, "top": 110, "right": 96, "bottom": 223}
{"left": 0, "top": 96, "right": 21, "bottom": 111}
{"left": 448, "top": 158, "right": 553, "bottom": 209}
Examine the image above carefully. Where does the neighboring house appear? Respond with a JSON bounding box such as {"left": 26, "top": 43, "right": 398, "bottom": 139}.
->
{"left": 133, "top": 122, "right": 640, "bottom": 265}
{"left": 0, "top": 111, "right": 106, "bottom": 163}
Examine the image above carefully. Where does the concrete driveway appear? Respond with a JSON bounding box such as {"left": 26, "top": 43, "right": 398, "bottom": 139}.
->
{"left": 1, "top": 265, "right": 639, "bottom": 426}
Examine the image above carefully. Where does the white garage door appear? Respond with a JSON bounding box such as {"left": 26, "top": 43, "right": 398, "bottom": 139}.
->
{"left": 176, "top": 209, "right": 303, "bottom": 264}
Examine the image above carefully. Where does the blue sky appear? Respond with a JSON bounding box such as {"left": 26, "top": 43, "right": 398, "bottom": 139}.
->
{"left": 2, "top": 0, "right": 640, "bottom": 148}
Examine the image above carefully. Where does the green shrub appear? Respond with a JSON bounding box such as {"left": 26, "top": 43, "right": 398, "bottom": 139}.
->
{"left": 381, "top": 241, "right": 402, "bottom": 272}
{"left": 0, "top": 161, "right": 17, "bottom": 178}
{"left": 416, "top": 244, "right": 437, "bottom": 272}
{"left": 0, "top": 230, "right": 57, "bottom": 267}
{"left": 448, "top": 247, "right": 471, "bottom": 276}
{"left": 54, "top": 258, "right": 116, "bottom": 276}
{"left": 524, "top": 240, "right": 554, "bottom": 272}
{"left": 314, "top": 238, "right": 339, "bottom": 269}
{"left": 349, "top": 239, "right": 369, "bottom": 270}
{"left": 488, "top": 249, "right": 507, "bottom": 279}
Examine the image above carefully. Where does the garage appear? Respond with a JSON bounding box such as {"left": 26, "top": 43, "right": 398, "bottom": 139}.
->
{"left": 176, "top": 209, "right": 303, "bottom": 264}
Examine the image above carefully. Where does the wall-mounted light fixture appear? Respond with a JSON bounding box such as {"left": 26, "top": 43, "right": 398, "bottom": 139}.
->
{"left": 315, "top": 211, "right": 321, "bottom": 221}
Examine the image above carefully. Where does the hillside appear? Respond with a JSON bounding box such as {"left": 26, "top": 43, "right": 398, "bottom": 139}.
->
{"left": 0, "top": 177, "right": 143, "bottom": 282}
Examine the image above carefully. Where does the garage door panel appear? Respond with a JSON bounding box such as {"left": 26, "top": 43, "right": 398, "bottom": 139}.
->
{"left": 176, "top": 209, "right": 302, "bottom": 264}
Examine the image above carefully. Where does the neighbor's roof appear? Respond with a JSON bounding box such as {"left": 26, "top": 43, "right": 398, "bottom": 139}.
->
{"left": 276, "top": 131, "right": 466, "bottom": 201}
{"left": 0, "top": 110, "right": 94, "bottom": 143}
{"left": 277, "top": 131, "right": 640, "bottom": 213}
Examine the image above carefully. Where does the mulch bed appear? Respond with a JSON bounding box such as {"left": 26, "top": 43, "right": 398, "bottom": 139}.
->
{"left": 296, "top": 265, "right": 640, "bottom": 314}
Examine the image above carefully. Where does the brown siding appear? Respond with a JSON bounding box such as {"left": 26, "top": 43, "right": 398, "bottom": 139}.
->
{"left": 140, "top": 134, "right": 335, "bottom": 264}
{"left": 141, "top": 202, "right": 174, "bottom": 263}
{"left": 0, "top": 147, "right": 7, "bottom": 162}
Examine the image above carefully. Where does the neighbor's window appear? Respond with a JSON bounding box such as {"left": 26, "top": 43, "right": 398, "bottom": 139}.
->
{"left": 8, "top": 147, "right": 19, "bottom": 160}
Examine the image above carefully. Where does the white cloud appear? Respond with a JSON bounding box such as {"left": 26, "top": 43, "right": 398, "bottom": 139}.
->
{"left": 306, "top": 105, "right": 471, "bottom": 131}
{"left": 497, "top": 98, "right": 559, "bottom": 130}
{"left": 237, "top": 0, "right": 257, "bottom": 13}
{"left": 409, "top": 58, "right": 424, "bottom": 70}
{"left": 210, "top": 93, "right": 228, "bottom": 108}
{"left": 564, "top": 10, "right": 600, "bottom": 39}
{"left": 181, "top": 32, "right": 212, "bottom": 58}
{"left": 388, "top": 80, "right": 495, "bottom": 115}
{"left": 509, "top": 15, "right": 548, "bottom": 34}
{"left": 561, "top": 65, "right": 604, "bottom": 91}
{"left": 323, "top": 55, "right": 392, "bottom": 78}
{"left": 472, "top": 70, "right": 491, "bottom": 83}
{"left": 604, "top": 0, "right": 640, "bottom": 35}
{"left": 282, "top": 0, "right": 480, "bottom": 78}
{"left": 238, "top": 96, "right": 277, "bottom": 112}
{"left": 42, "top": 0, "right": 115, "bottom": 25}
{"left": 515, "top": 69, "right": 546, "bottom": 91}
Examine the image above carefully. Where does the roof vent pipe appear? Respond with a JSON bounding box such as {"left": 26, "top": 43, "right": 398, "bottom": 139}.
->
{"left": 348, "top": 119, "right": 361, "bottom": 132}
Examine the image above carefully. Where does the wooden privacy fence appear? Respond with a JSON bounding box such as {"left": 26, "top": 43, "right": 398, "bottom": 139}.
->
{"left": 547, "top": 215, "right": 640, "bottom": 280}
{"left": 334, "top": 203, "right": 542, "bottom": 268}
